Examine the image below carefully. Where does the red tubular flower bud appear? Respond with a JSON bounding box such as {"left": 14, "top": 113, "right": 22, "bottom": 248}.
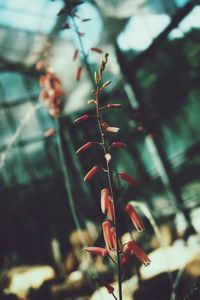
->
{"left": 84, "top": 247, "right": 109, "bottom": 257}
{"left": 84, "top": 166, "right": 99, "bottom": 182}
{"left": 74, "top": 114, "right": 89, "bottom": 124}
{"left": 76, "top": 142, "right": 92, "bottom": 155}
{"left": 73, "top": 49, "right": 78, "bottom": 61}
{"left": 106, "top": 127, "right": 120, "bottom": 133}
{"left": 101, "top": 80, "right": 112, "bottom": 89}
{"left": 111, "top": 142, "right": 126, "bottom": 149}
{"left": 102, "top": 221, "right": 115, "bottom": 251}
{"left": 91, "top": 47, "right": 103, "bottom": 53}
{"left": 76, "top": 66, "right": 83, "bottom": 81}
{"left": 118, "top": 172, "right": 139, "bottom": 187}
{"left": 125, "top": 204, "right": 144, "bottom": 232}
{"left": 127, "top": 240, "right": 151, "bottom": 266}
{"left": 107, "top": 104, "right": 122, "bottom": 108}
{"left": 94, "top": 278, "right": 114, "bottom": 294}
{"left": 100, "top": 189, "right": 115, "bottom": 221}
{"left": 101, "top": 188, "right": 110, "bottom": 214}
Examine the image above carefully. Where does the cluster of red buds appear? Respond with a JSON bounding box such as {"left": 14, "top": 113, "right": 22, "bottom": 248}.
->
{"left": 36, "top": 60, "right": 65, "bottom": 118}
{"left": 74, "top": 53, "right": 150, "bottom": 299}
{"left": 57, "top": 0, "right": 103, "bottom": 81}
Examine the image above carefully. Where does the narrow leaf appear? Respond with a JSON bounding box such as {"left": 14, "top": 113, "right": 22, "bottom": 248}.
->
{"left": 82, "top": 18, "right": 91, "bottom": 22}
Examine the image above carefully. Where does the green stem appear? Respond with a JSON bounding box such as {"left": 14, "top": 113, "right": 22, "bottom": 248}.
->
{"left": 108, "top": 254, "right": 117, "bottom": 266}
{"left": 112, "top": 292, "right": 119, "bottom": 300}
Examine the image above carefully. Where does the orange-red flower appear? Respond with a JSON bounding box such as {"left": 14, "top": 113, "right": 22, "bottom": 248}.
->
{"left": 127, "top": 240, "right": 150, "bottom": 266}
{"left": 84, "top": 247, "right": 109, "bottom": 257}
{"left": 84, "top": 166, "right": 99, "bottom": 182}
{"left": 107, "top": 104, "right": 122, "bottom": 108}
{"left": 106, "top": 127, "right": 120, "bottom": 133}
{"left": 111, "top": 142, "right": 126, "bottom": 149}
{"left": 117, "top": 172, "right": 139, "bottom": 187}
{"left": 124, "top": 204, "right": 144, "bottom": 232}
{"left": 100, "top": 189, "right": 115, "bottom": 221}
{"left": 102, "top": 221, "right": 120, "bottom": 251}
{"left": 91, "top": 47, "right": 103, "bottom": 53}
{"left": 37, "top": 68, "right": 64, "bottom": 118}
{"left": 102, "top": 221, "right": 115, "bottom": 251}
{"left": 101, "top": 188, "right": 109, "bottom": 214}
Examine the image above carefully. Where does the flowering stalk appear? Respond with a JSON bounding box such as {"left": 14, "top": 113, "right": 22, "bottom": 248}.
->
{"left": 70, "top": 13, "right": 94, "bottom": 84}
{"left": 75, "top": 53, "right": 150, "bottom": 300}
{"left": 58, "top": 2, "right": 102, "bottom": 85}
{"left": 93, "top": 55, "right": 123, "bottom": 300}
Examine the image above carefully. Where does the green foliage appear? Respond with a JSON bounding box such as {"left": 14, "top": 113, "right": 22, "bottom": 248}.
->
{"left": 136, "top": 29, "right": 200, "bottom": 119}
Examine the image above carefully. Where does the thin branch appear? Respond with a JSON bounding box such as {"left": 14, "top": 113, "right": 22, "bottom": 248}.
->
{"left": 112, "top": 292, "right": 119, "bottom": 300}
{"left": 70, "top": 14, "right": 95, "bottom": 86}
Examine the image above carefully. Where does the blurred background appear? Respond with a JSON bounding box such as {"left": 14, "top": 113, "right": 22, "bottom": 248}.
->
{"left": 0, "top": 0, "right": 200, "bottom": 300}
